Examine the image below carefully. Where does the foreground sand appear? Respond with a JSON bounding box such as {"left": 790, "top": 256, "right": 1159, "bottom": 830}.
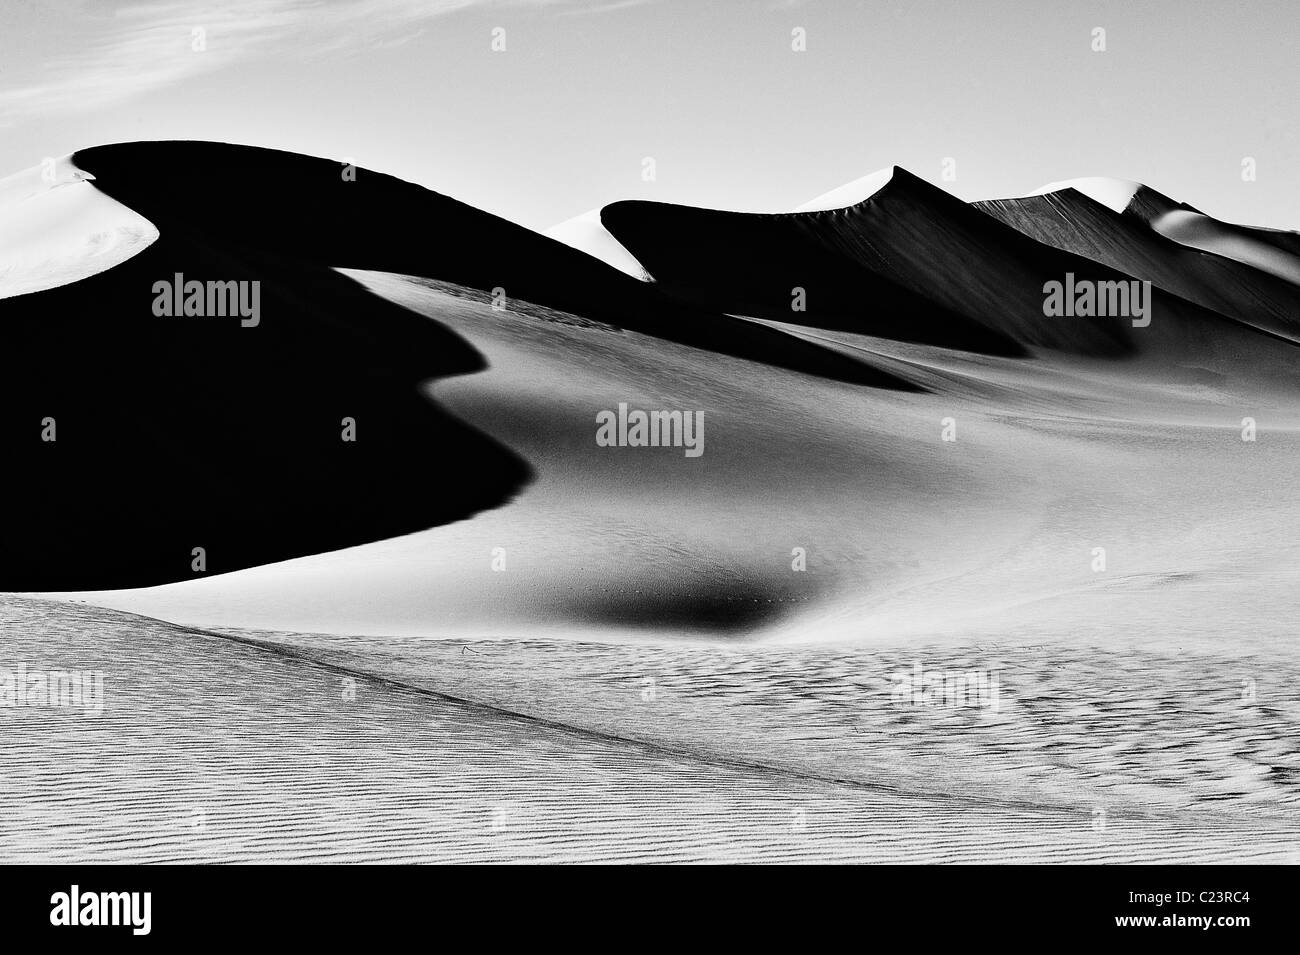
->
{"left": 2, "top": 597, "right": 1295, "bottom": 863}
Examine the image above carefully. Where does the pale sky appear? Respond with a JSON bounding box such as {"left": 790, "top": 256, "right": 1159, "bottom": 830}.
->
{"left": 1, "top": 0, "right": 1295, "bottom": 231}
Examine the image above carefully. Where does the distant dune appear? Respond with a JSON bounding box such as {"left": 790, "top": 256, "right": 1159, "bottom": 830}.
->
{"left": 1055, "top": 177, "right": 1300, "bottom": 281}
{"left": 601, "top": 166, "right": 1284, "bottom": 361}
{"left": 1152, "top": 209, "right": 1300, "bottom": 286}
{"left": 975, "top": 187, "right": 1300, "bottom": 343}
{"left": 600, "top": 170, "right": 1026, "bottom": 357}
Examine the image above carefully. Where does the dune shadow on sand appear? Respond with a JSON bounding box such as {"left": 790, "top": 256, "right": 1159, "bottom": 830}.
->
{"left": 0, "top": 232, "right": 531, "bottom": 590}
{"left": 0, "top": 141, "right": 930, "bottom": 592}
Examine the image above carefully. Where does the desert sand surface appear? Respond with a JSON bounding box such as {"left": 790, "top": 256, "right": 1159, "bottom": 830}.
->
{"left": 4, "top": 142, "right": 1299, "bottom": 862}
{"left": 3, "top": 597, "right": 1296, "bottom": 864}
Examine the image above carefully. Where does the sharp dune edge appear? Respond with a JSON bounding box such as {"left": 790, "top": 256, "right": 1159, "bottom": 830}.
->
{"left": 4, "top": 141, "right": 1300, "bottom": 862}
{"left": 0, "top": 156, "right": 159, "bottom": 299}
{"left": 1152, "top": 209, "right": 1300, "bottom": 285}
{"left": 542, "top": 208, "right": 651, "bottom": 281}
{"left": 973, "top": 188, "right": 1300, "bottom": 343}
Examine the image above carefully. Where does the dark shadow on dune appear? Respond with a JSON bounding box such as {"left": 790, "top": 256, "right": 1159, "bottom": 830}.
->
{"left": 74, "top": 142, "right": 921, "bottom": 392}
{"left": 602, "top": 168, "right": 1179, "bottom": 358}
{"left": 0, "top": 232, "right": 531, "bottom": 590}
{"left": 568, "top": 587, "right": 800, "bottom": 635}
{"left": 599, "top": 202, "right": 1029, "bottom": 358}
{"left": 1122, "top": 184, "right": 1201, "bottom": 224}
{"left": 975, "top": 189, "right": 1300, "bottom": 345}
{"left": 0, "top": 140, "right": 927, "bottom": 592}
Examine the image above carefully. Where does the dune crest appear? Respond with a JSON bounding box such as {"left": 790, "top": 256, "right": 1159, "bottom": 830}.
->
{"left": 0, "top": 156, "right": 158, "bottom": 300}
{"left": 1029, "top": 176, "right": 1143, "bottom": 214}
{"left": 974, "top": 187, "right": 1300, "bottom": 343}
{"left": 543, "top": 209, "right": 650, "bottom": 280}
{"left": 1152, "top": 209, "right": 1300, "bottom": 286}
{"left": 602, "top": 167, "right": 1268, "bottom": 358}
{"left": 792, "top": 167, "right": 895, "bottom": 212}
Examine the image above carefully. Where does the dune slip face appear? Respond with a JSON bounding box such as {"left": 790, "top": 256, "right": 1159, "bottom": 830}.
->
{"left": 0, "top": 146, "right": 533, "bottom": 590}
{"left": 598, "top": 166, "right": 1299, "bottom": 367}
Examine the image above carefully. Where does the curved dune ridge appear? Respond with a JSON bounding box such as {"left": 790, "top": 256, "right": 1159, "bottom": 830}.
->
{"left": 792, "top": 166, "right": 896, "bottom": 212}
{"left": 600, "top": 171, "right": 1029, "bottom": 358}
{"left": 1024, "top": 176, "right": 1300, "bottom": 287}
{"left": 72, "top": 142, "right": 898, "bottom": 390}
{"left": 0, "top": 156, "right": 159, "bottom": 299}
{"left": 973, "top": 188, "right": 1300, "bottom": 343}
{"left": 2, "top": 140, "right": 923, "bottom": 591}
{"left": 543, "top": 208, "right": 650, "bottom": 280}
{"left": 1152, "top": 209, "right": 1300, "bottom": 286}
{"left": 1, "top": 143, "right": 538, "bottom": 589}
{"left": 600, "top": 166, "right": 1294, "bottom": 363}
{"left": 1028, "top": 176, "right": 1144, "bottom": 214}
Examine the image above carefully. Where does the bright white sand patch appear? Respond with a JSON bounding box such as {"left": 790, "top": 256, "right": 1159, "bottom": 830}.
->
{"left": 1030, "top": 176, "right": 1143, "bottom": 214}
{"left": 543, "top": 208, "right": 649, "bottom": 280}
{"left": 0, "top": 156, "right": 158, "bottom": 300}
{"left": 793, "top": 167, "right": 895, "bottom": 212}
{"left": 1154, "top": 209, "right": 1300, "bottom": 286}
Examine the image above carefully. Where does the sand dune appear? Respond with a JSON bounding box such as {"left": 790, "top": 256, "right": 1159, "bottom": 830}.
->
{"left": 5, "top": 142, "right": 1297, "bottom": 623}
{"left": 793, "top": 167, "right": 896, "bottom": 212}
{"left": 0, "top": 157, "right": 158, "bottom": 300}
{"left": 74, "top": 142, "right": 899, "bottom": 389}
{"left": 54, "top": 267, "right": 1300, "bottom": 648}
{"left": 1028, "top": 176, "right": 1145, "bottom": 214}
{"left": 2, "top": 143, "right": 929, "bottom": 591}
{"left": 601, "top": 183, "right": 1026, "bottom": 357}
{"left": 0, "top": 155, "right": 533, "bottom": 589}
{"left": 1152, "top": 209, "right": 1300, "bottom": 286}
{"left": 5, "top": 141, "right": 1300, "bottom": 862}
{"left": 543, "top": 208, "right": 650, "bottom": 280}
{"left": 975, "top": 188, "right": 1300, "bottom": 342}
{"left": 1040, "top": 176, "right": 1300, "bottom": 282}
{"left": 601, "top": 167, "right": 1284, "bottom": 362}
